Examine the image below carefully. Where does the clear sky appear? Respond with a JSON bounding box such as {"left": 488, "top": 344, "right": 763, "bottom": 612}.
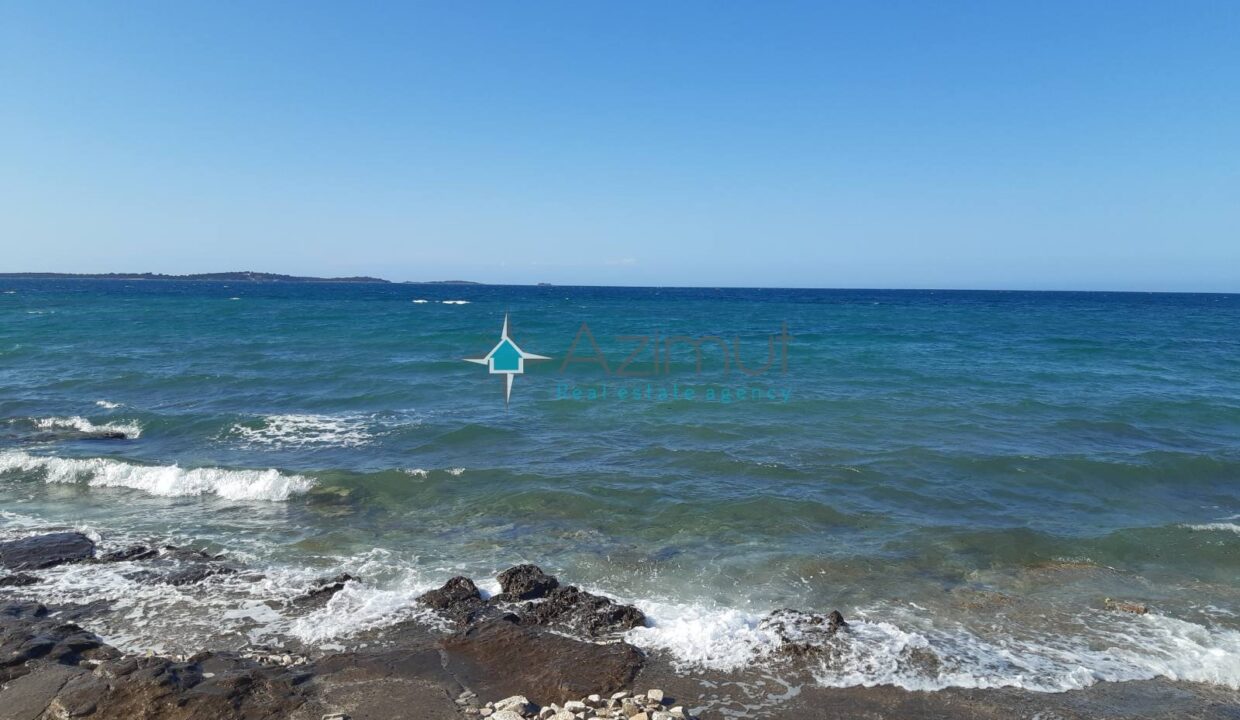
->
{"left": 2, "top": 2, "right": 1237, "bottom": 290}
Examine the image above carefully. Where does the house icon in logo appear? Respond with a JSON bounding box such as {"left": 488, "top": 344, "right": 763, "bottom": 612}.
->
{"left": 465, "top": 313, "right": 550, "bottom": 404}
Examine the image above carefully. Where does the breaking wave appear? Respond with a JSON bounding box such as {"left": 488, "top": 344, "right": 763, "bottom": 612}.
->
{"left": 30, "top": 415, "right": 142, "bottom": 438}
{"left": 0, "top": 451, "right": 313, "bottom": 501}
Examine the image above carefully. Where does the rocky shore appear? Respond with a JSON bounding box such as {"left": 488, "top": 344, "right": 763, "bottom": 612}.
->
{"left": 2, "top": 531, "right": 1237, "bottom": 720}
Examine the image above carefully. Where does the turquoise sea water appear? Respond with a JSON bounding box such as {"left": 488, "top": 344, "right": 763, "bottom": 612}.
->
{"left": 2, "top": 280, "right": 1238, "bottom": 691}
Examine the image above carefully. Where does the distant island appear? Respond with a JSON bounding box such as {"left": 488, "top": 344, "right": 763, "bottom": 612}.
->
{"left": 0, "top": 272, "right": 390, "bottom": 283}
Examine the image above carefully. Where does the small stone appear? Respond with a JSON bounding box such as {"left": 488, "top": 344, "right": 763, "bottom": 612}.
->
{"left": 322, "top": 714, "right": 350, "bottom": 720}
{"left": 587, "top": 694, "right": 603, "bottom": 705}
{"left": 629, "top": 713, "right": 650, "bottom": 720}
{"left": 652, "top": 713, "right": 676, "bottom": 720}
{"left": 490, "top": 712, "right": 525, "bottom": 720}
{"left": 494, "top": 696, "right": 534, "bottom": 715}
{"left": 611, "top": 692, "right": 628, "bottom": 700}
{"left": 667, "top": 707, "right": 687, "bottom": 718}
{"left": 480, "top": 709, "right": 494, "bottom": 717}
{"left": 538, "top": 708, "right": 555, "bottom": 720}
{"left": 564, "top": 701, "right": 587, "bottom": 712}
{"left": 550, "top": 712, "right": 575, "bottom": 720}
{"left": 646, "top": 689, "right": 664, "bottom": 704}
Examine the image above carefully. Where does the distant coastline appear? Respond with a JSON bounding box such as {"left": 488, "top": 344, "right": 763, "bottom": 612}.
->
{"left": 0, "top": 271, "right": 391, "bottom": 283}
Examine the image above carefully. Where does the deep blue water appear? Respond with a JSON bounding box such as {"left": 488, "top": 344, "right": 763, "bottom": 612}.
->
{"left": 2, "top": 279, "right": 1239, "bottom": 691}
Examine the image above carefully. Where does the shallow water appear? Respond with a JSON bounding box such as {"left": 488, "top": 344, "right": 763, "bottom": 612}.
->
{"left": 1, "top": 280, "right": 1238, "bottom": 691}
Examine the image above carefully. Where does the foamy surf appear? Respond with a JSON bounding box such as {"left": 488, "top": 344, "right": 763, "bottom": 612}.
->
{"left": 625, "top": 599, "right": 1240, "bottom": 692}
{"left": 31, "top": 415, "right": 142, "bottom": 438}
{"left": 0, "top": 451, "right": 313, "bottom": 501}
{"left": 1184, "top": 522, "right": 1240, "bottom": 534}
{"left": 229, "top": 414, "right": 375, "bottom": 448}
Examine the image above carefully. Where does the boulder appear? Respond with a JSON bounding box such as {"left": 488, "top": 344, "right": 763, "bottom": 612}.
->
{"left": 517, "top": 585, "right": 646, "bottom": 638}
{"left": 0, "top": 532, "right": 96, "bottom": 570}
{"left": 496, "top": 564, "right": 559, "bottom": 600}
{"left": 417, "top": 576, "right": 485, "bottom": 624}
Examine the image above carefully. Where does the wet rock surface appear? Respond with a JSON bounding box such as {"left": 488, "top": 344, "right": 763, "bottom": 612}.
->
{"left": 0, "top": 601, "right": 313, "bottom": 719}
{"left": 441, "top": 618, "right": 644, "bottom": 705}
{"left": 0, "top": 532, "right": 96, "bottom": 571}
{"left": 417, "top": 564, "right": 646, "bottom": 638}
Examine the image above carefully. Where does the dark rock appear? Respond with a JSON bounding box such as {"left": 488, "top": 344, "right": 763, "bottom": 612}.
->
{"left": 495, "top": 564, "right": 559, "bottom": 600}
{"left": 441, "top": 618, "right": 643, "bottom": 705}
{"left": 0, "top": 600, "right": 314, "bottom": 719}
{"left": 299, "top": 573, "right": 358, "bottom": 601}
{"left": 99, "top": 545, "right": 158, "bottom": 563}
{"left": 0, "top": 602, "right": 118, "bottom": 683}
{"left": 162, "top": 564, "right": 237, "bottom": 586}
{"left": 760, "top": 608, "right": 850, "bottom": 657}
{"left": 0, "top": 573, "right": 39, "bottom": 587}
{"left": 416, "top": 576, "right": 486, "bottom": 624}
{"left": 91, "top": 430, "right": 130, "bottom": 440}
{"left": 0, "top": 532, "right": 96, "bottom": 570}
{"left": 516, "top": 585, "right": 646, "bottom": 637}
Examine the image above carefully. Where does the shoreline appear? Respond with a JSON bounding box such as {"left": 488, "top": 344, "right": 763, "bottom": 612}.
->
{"left": 2, "top": 532, "right": 1237, "bottom": 719}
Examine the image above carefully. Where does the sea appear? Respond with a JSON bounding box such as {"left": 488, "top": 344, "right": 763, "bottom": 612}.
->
{"left": 1, "top": 279, "right": 1238, "bottom": 693}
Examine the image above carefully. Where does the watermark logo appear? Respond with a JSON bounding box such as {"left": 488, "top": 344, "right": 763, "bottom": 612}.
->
{"left": 465, "top": 313, "right": 550, "bottom": 405}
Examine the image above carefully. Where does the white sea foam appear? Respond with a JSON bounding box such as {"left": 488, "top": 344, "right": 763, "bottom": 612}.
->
{"left": 283, "top": 550, "right": 442, "bottom": 643}
{"left": 95, "top": 400, "right": 123, "bottom": 409}
{"left": 32, "top": 415, "right": 142, "bottom": 438}
{"left": 0, "top": 451, "right": 313, "bottom": 501}
{"left": 412, "top": 299, "right": 429, "bottom": 303}
{"left": 1184, "top": 523, "right": 1240, "bottom": 534}
{"left": 441, "top": 300, "right": 470, "bottom": 304}
{"left": 626, "top": 600, "right": 1240, "bottom": 692}
{"left": 230, "top": 414, "right": 374, "bottom": 448}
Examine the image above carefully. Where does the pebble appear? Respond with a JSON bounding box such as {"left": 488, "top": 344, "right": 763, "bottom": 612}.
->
{"left": 479, "top": 688, "right": 698, "bottom": 720}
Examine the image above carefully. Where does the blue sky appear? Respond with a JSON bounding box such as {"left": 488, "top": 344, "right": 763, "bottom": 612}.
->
{"left": 2, "top": 2, "right": 1237, "bottom": 290}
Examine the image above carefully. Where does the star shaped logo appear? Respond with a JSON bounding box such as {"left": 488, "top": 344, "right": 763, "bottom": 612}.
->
{"left": 465, "top": 313, "right": 550, "bottom": 404}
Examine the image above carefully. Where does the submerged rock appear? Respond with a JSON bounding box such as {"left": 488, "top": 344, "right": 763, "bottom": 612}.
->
{"left": 99, "top": 544, "right": 159, "bottom": 563}
{"left": 0, "top": 532, "right": 96, "bottom": 570}
{"left": 760, "top": 608, "right": 849, "bottom": 657}
{"left": 1104, "top": 597, "right": 1150, "bottom": 615}
{"left": 0, "top": 573, "right": 39, "bottom": 587}
{"left": 298, "top": 573, "right": 359, "bottom": 601}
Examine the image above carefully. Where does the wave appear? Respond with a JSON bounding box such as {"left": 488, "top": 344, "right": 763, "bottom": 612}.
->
{"left": 0, "top": 451, "right": 313, "bottom": 501}
{"left": 95, "top": 400, "right": 123, "bottom": 409}
{"left": 441, "top": 300, "right": 470, "bottom": 305}
{"left": 1184, "top": 522, "right": 1240, "bottom": 534}
{"left": 229, "top": 414, "right": 375, "bottom": 448}
{"left": 31, "top": 415, "right": 142, "bottom": 438}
